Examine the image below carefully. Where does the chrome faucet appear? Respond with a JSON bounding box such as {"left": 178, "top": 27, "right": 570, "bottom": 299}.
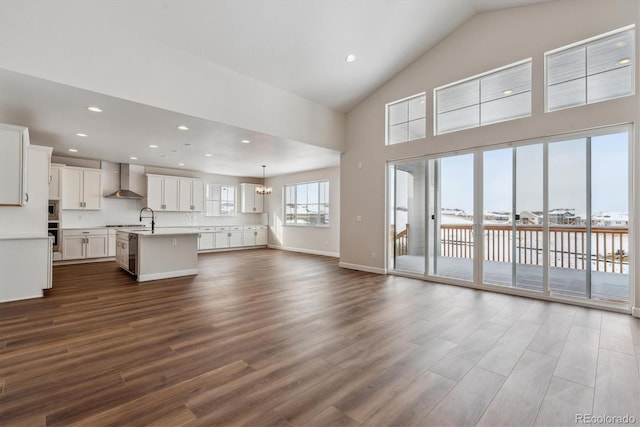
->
{"left": 139, "top": 207, "right": 155, "bottom": 233}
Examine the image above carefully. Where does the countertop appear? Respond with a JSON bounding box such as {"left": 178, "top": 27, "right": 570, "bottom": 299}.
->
{"left": 0, "top": 234, "right": 52, "bottom": 240}
{"left": 115, "top": 228, "right": 200, "bottom": 237}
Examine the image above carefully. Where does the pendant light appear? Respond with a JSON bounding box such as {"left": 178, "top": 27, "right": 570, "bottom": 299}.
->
{"left": 256, "top": 165, "right": 272, "bottom": 195}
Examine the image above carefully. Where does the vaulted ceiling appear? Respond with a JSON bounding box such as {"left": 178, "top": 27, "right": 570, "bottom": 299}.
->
{"left": 0, "top": 0, "right": 555, "bottom": 177}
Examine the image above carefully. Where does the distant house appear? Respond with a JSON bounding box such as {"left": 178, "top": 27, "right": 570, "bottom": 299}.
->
{"left": 591, "top": 212, "right": 629, "bottom": 227}
{"left": 548, "top": 208, "right": 579, "bottom": 225}
{"left": 519, "top": 211, "right": 541, "bottom": 225}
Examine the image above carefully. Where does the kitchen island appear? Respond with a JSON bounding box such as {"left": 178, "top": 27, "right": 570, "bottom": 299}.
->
{"left": 116, "top": 228, "right": 200, "bottom": 282}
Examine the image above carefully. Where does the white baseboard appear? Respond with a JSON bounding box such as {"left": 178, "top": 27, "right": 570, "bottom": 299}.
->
{"left": 137, "top": 268, "right": 199, "bottom": 282}
{"left": 633, "top": 306, "right": 640, "bottom": 318}
{"left": 268, "top": 244, "right": 339, "bottom": 258}
{"left": 338, "top": 262, "right": 386, "bottom": 275}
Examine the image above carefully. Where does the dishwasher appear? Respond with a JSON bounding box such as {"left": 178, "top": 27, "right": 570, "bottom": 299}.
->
{"left": 128, "top": 233, "right": 138, "bottom": 275}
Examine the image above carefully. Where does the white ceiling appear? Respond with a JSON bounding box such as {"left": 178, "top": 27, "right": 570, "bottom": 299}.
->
{"left": 69, "top": 0, "right": 553, "bottom": 112}
{"left": 0, "top": 0, "right": 554, "bottom": 178}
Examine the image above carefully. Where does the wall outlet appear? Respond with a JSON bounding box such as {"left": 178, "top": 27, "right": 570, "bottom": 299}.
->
{"left": 172, "top": 239, "right": 177, "bottom": 246}
{"left": 371, "top": 252, "right": 376, "bottom": 259}
{"left": 356, "top": 216, "right": 362, "bottom": 222}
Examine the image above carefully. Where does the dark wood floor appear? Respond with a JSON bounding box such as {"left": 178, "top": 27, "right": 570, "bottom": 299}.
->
{"left": 1, "top": 249, "right": 639, "bottom": 426}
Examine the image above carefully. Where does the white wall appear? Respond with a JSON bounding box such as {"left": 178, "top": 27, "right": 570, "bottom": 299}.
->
{"left": 266, "top": 166, "right": 340, "bottom": 257}
{"left": 340, "top": 0, "right": 640, "bottom": 310}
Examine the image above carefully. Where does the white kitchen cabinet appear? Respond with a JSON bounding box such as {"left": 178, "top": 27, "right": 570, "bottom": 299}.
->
{"left": 198, "top": 227, "right": 215, "bottom": 251}
{"left": 243, "top": 226, "right": 256, "bottom": 246}
{"left": 115, "top": 236, "right": 129, "bottom": 269}
{"left": 62, "top": 229, "right": 109, "bottom": 260}
{"left": 61, "top": 167, "right": 102, "bottom": 210}
{"left": 48, "top": 164, "right": 62, "bottom": 200}
{"left": 0, "top": 123, "right": 29, "bottom": 206}
{"left": 256, "top": 226, "right": 268, "bottom": 246}
{"left": 240, "top": 183, "right": 264, "bottom": 213}
{"left": 229, "top": 226, "right": 243, "bottom": 247}
{"left": 214, "top": 230, "right": 229, "bottom": 249}
{"left": 243, "top": 225, "right": 268, "bottom": 246}
{"left": 179, "top": 179, "right": 205, "bottom": 212}
{"left": 147, "top": 175, "right": 179, "bottom": 211}
{"left": 108, "top": 229, "right": 116, "bottom": 257}
{"left": 212, "top": 226, "right": 243, "bottom": 248}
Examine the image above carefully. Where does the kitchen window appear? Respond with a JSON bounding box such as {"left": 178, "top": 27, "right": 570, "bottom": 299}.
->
{"left": 205, "top": 184, "right": 236, "bottom": 216}
{"left": 284, "top": 181, "right": 329, "bottom": 226}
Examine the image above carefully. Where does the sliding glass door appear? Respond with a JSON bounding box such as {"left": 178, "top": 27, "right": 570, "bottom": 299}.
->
{"left": 428, "top": 154, "right": 475, "bottom": 282}
{"left": 389, "top": 125, "right": 631, "bottom": 306}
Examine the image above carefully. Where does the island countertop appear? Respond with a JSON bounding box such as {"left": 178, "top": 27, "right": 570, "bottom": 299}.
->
{"left": 115, "top": 228, "right": 200, "bottom": 237}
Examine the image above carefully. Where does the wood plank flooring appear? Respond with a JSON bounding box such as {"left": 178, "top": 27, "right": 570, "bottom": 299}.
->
{"left": 1, "top": 248, "right": 639, "bottom": 426}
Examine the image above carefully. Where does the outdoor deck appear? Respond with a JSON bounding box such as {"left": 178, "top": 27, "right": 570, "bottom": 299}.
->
{"left": 395, "top": 255, "right": 629, "bottom": 303}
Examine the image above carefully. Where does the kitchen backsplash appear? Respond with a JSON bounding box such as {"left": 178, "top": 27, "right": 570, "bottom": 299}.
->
{"left": 60, "top": 198, "right": 268, "bottom": 228}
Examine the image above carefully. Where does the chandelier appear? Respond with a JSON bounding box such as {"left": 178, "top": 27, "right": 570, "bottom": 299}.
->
{"left": 255, "top": 165, "right": 272, "bottom": 195}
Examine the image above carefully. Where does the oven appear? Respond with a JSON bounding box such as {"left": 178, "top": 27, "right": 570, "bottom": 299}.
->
{"left": 48, "top": 200, "right": 59, "bottom": 221}
{"left": 48, "top": 221, "right": 59, "bottom": 252}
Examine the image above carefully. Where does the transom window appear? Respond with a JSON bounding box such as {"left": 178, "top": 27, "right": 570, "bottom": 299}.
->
{"left": 284, "top": 181, "right": 329, "bottom": 226}
{"left": 386, "top": 93, "right": 426, "bottom": 145}
{"left": 546, "top": 26, "right": 635, "bottom": 112}
{"left": 434, "top": 60, "right": 532, "bottom": 135}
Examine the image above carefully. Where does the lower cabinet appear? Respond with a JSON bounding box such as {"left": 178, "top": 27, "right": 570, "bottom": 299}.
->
{"left": 198, "top": 225, "right": 267, "bottom": 252}
{"left": 198, "top": 228, "right": 215, "bottom": 250}
{"left": 62, "top": 229, "right": 109, "bottom": 260}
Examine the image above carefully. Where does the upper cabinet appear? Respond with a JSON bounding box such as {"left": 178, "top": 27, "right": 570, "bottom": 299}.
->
{"left": 179, "top": 178, "right": 205, "bottom": 212}
{"left": 0, "top": 123, "right": 29, "bottom": 206}
{"left": 61, "top": 167, "right": 103, "bottom": 210}
{"left": 48, "top": 164, "right": 62, "bottom": 200}
{"left": 147, "top": 175, "right": 177, "bottom": 211}
{"left": 240, "top": 183, "right": 264, "bottom": 213}
{"left": 147, "top": 174, "right": 203, "bottom": 212}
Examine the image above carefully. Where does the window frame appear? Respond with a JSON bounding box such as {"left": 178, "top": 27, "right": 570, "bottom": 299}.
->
{"left": 385, "top": 92, "right": 427, "bottom": 145}
{"left": 433, "top": 58, "right": 532, "bottom": 136}
{"left": 544, "top": 25, "right": 636, "bottom": 113}
{"left": 283, "top": 180, "right": 330, "bottom": 227}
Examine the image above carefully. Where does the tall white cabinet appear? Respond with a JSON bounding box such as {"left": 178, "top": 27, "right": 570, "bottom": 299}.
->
{"left": 0, "top": 145, "right": 52, "bottom": 302}
{"left": 0, "top": 123, "right": 29, "bottom": 206}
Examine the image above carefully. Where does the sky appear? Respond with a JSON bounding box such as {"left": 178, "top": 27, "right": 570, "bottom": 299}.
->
{"left": 396, "top": 131, "right": 628, "bottom": 215}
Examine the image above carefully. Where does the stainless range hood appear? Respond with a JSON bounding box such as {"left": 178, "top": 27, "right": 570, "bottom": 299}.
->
{"left": 105, "top": 163, "right": 144, "bottom": 199}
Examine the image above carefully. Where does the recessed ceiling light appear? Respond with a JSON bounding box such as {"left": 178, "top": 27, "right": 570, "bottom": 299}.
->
{"left": 130, "top": 156, "right": 138, "bottom": 160}
{"left": 205, "top": 153, "right": 213, "bottom": 157}
{"left": 618, "top": 58, "right": 631, "bottom": 65}
{"left": 178, "top": 163, "right": 185, "bottom": 166}
{"left": 615, "top": 41, "right": 626, "bottom": 48}
{"left": 86, "top": 106, "right": 102, "bottom": 113}
{"left": 76, "top": 133, "right": 88, "bottom": 137}
{"left": 241, "top": 139, "right": 251, "bottom": 144}
{"left": 177, "top": 125, "right": 189, "bottom": 131}
{"left": 184, "top": 143, "right": 192, "bottom": 146}
{"left": 503, "top": 89, "right": 513, "bottom": 95}
{"left": 149, "top": 144, "right": 158, "bottom": 148}
{"left": 345, "top": 54, "right": 356, "bottom": 63}
{"left": 171, "top": 149, "right": 178, "bottom": 153}
{"left": 68, "top": 148, "right": 78, "bottom": 152}
{"left": 160, "top": 155, "right": 167, "bottom": 158}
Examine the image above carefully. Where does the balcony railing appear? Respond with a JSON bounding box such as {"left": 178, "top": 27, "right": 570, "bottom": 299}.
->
{"left": 395, "top": 224, "right": 629, "bottom": 273}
